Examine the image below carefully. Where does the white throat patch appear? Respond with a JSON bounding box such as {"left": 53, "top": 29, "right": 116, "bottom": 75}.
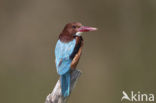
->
{"left": 75, "top": 32, "right": 82, "bottom": 36}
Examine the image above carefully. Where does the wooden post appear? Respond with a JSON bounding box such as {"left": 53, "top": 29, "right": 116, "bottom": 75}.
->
{"left": 45, "top": 70, "right": 81, "bottom": 103}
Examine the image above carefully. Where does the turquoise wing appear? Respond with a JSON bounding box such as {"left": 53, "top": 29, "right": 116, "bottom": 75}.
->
{"left": 55, "top": 39, "right": 76, "bottom": 75}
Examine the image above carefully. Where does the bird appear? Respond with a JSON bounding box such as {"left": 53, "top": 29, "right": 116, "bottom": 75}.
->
{"left": 55, "top": 22, "right": 97, "bottom": 97}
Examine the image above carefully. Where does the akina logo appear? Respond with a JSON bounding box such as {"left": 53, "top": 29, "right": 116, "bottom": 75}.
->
{"left": 121, "top": 91, "right": 155, "bottom": 102}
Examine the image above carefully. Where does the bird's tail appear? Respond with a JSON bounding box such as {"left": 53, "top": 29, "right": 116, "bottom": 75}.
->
{"left": 60, "top": 72, "right": 70, "bottom": 97}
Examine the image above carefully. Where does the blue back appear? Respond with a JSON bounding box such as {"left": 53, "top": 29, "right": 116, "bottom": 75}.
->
{"left": 55, "top": 39, "right": 76, "bottom": 75}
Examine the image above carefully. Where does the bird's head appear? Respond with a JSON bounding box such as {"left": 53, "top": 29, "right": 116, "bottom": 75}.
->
{"left": 59, "top": 22, "right": 97, "bottom": 42}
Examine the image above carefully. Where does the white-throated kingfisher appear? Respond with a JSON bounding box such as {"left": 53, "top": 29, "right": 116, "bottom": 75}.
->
{"left": 55, "top": 22, "right": 97, "bottom": 97}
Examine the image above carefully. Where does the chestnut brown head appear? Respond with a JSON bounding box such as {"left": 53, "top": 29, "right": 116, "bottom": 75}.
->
{"left": 59, "top": 22, "right": 97, "bottom": 42}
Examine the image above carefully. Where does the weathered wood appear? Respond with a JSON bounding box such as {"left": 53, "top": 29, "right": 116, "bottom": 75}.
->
{"left": 45, "top": 70, "right": 81, "bottom": 103}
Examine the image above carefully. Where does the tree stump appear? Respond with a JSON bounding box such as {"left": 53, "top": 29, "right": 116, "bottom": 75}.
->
{"left": 45, "top": 70, "right": 81, "bottom": 103}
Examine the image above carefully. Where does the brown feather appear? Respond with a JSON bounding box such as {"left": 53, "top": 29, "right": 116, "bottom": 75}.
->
{"left": 70, "top": 36, "right": 83, "bottom": 69}
{"left": 59, "top": 22, "right": 82, "bottom": 42}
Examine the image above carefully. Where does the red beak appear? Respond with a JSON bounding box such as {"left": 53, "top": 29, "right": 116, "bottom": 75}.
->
{"left": 78, "top": 26, "right": 97, "bottom": 32}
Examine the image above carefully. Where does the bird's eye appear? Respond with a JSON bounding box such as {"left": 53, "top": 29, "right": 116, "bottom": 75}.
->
{"left": 72, "top": 26, "right": 76, "bottom": 29}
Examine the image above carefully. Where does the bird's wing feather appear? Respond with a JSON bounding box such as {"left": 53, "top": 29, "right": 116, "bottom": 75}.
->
{"left": 55, "top": 39, "right": 76, "bottom": 75}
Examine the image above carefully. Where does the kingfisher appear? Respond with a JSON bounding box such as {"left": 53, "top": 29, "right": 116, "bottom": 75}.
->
{"left": 55, "top": 22, "right": 97, "bottom": 97}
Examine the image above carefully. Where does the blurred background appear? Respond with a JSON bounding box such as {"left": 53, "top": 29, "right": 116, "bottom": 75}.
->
{"left": 0, "top": 0, "right": 156, "bottom": 103}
